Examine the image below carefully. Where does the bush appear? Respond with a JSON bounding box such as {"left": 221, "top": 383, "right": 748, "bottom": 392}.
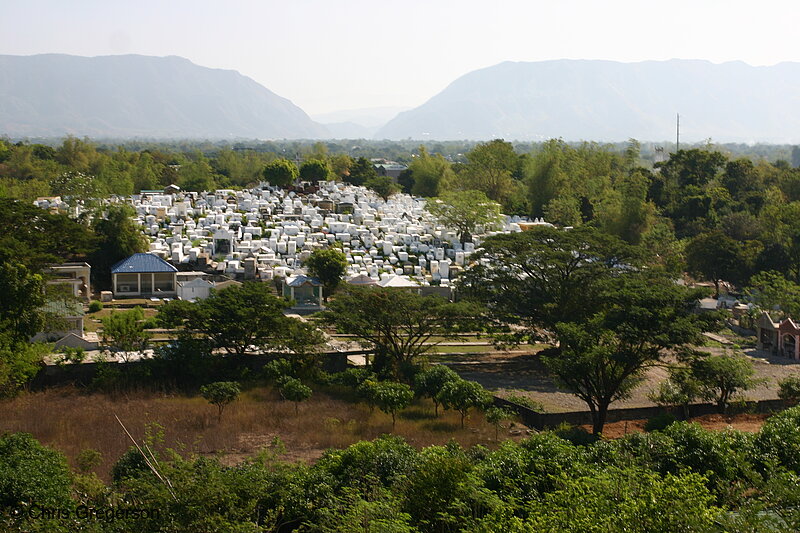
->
{"left": 754, "top": 406, "right": 800, "bottom": 473}
{"left": 553, "top": 422, "right": 598, "bottom": 446}
{"left": 778, "top": 375, "right": 800, "bottom": 405}
{"left": 88, "top": 300, "right": 103, "bottom": 313}
{"left": 502, "top": 392, "right": 545, "bottom": 413}
{"left": 0, "top": 433, "right": 74, "bottom": 508}
{"left": 644, "top": 413, "right": 677, "bottom": 432}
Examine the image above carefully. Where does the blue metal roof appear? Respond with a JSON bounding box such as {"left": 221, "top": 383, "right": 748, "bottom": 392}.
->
{"left": 111, "top": 253, "right": 178, "bottom": 274}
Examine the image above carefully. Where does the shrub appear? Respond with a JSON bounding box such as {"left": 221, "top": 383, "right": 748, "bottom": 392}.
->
{"left": 778, "top": 375, "right": 800, "bottom": 405}
{"left": 88, "top": 300, "right": 103, "bottom": 313}
{"left": 279, "top": 377, "right": 313, "bottom": 414}
{"left": 553, "top": 422, "right": 598, "bottom": 446}
{"left": 502, "top": 392, "right": 545, "bottom": 413}
{"left": 200, "top": 381, "right": 241, "bottom": 421}
{"left": 0, "top": 433, "right": 73, "bottom": 508}
{"left": 644, "top": 413, "right": 677, "bottom": 432}
{"left": 414, "top": 365, "right": 461, "bottom": 416}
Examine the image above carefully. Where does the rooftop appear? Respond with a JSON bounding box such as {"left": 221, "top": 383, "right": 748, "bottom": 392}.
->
{"left": 111, "top": 253, "right": 178, "bottom": 274}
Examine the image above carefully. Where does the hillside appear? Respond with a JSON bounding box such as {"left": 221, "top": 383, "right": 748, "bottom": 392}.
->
{"left": 376, "top": 59, "right": 800, "bottom": 142}
{"left": 0, "top": 54, "right": 327, "bottom": 139}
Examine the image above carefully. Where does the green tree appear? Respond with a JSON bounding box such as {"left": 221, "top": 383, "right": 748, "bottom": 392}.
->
{"left": 407, "top": 146, "right": 455, "bottom": 197}
{"left": 427, "top": 190, "right": 503, "bottom": 243}
{"left": 690, "top": 354, "right": 759, "bottom": 413}
{"left": 459, "top": 139, "right": 519, "bottom": 205}
{"left": 0, "top": 433, "right": 74, "bottom": 511}
{"left": 101, "top": 307, "right": 151, "bottom": 362}
{"left": 460, "top": 225, "right": 640, "bottom": 341}
{"left": 364, "top": 175, "right": 401, "bottom": 201}
{"left": 345, "top": 157, "right": 377, "bottom": 186}
{"left": 436, "top": 379, "right": 491, "bottom": 428}
{"left": 305, "top": 248, "right": 348, "bottom": 302}
{"left": 485, "top": 406, "right": 515, "bottom": 440}
{"left": 414, "top": 365, "right": 461, "bottom": 416}
{"left": 648, "top": 366, "right": 703, "bottom": 419}
{"left": 322, "top": 287, "right": 484, "bottom": 380}
{"left": 685, "top": 231, "right": 748, "bottom": 297}
{"left": 178, "top": 155, "right": 217, "bottom": 192}
{"left": 778, "top": 374, "right": 800, "bottom": 405}
{"left": 279, "top": 377, "right": 312, "bottom": 414}
{"left": 299, "top": 159, "right": 330, "bottom": 182}
{"left": 745, "top": 270, "right": 800, "bottom": 318}
{"left": 262, "top": 158, "right": 299, "bottom": 187}
{"left": 158, "top": 282, "right": 324, "bottom": 356}
{"left": 90, "top": 204, "right": 149, "bottom": 289}
{"left": 372, "top": 381, "right": 414, "bottom": 429}
{"left": 545, "top": 273, "right": 716, "bottom": 434}
{"left": 200, "top": 381, "right": 241, "bottom": 421}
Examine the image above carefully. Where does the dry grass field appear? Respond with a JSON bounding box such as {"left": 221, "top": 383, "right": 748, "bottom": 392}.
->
{"left": 0, "top": 385, "right": 507, "bottom": 480}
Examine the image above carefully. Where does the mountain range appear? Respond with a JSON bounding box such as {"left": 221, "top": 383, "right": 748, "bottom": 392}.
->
{"left": 376, "top": 59, "right": 800, "bottom": 143}
{"left": 0, "top": 54, "right": 326, "bottom": 139}
{"left": 3, "top": 54, "right": 800, "bottom": 142}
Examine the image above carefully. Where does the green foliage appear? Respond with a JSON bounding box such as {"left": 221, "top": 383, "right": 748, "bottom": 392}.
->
{"left": 344, "top": 157, "right": 377, "bottom": 186}
{"left": 365, "top": 175, "right": 401, "bottom": 201}
{"left": 299, "top": 158, "right": 331, "bottom": 182}
{"left": 88, "top": 300, "right": 103, "bottom": 313}
{"left": 0, "top": 432, "right": 73, "bottom": 509}
{"left": 76, "top": 448, "right": 103, "bottom": 474}
{"left": 414, "top": 365, "right": 461, "bottom": 416}
{"left": 262, "top": 158, "right": 299, "bottom": 187}
{"left": 644, "top": 413, "right": 678, "bottom": 432}
{"left": 436, "top": 379, "right": 491, "bottom": 428}
{"left": 778, "top": 374, "right": 800, "bottom": 404}
{"left": 279, "top": 377, "right": 312, "bottom": 413}
{"left": 685, "top": 231, "right": 749, "bottom": 296}
{"left": 371, "top": 381, "right": 414, "bottom": 428}
{"left": 158, "top": 281, "right": 324, "bottom": 356}
{"left": 501, "top": 392, "right": 545, "bottom": 412}
{"left": 690, "top": 354, "right": 759, "bottom": 413}
{"left": 200, "top": 381, "right": 241, "bottom": 421}
{"left": 406, "top": 146, "right": 455, "bottom": 197}
{"left": 427, "top": 190, "right": 503, "bottom": 243}
{"left": 458, "top": 139, "right": 520, "bottom": 205}
{"left": 304, "top": 248, "right": 348, "bottom": 301}
{"left": 90, "top": 204, "right": 149, "bottom": 289}
{"left": 100, "top": 307, "right": 151, "bottom": 362}
{"left": 323, "top": 286, "right": 485, "bottom": 380}
{"left": 485, "top": 407, "right": 516, "bottom": 440}
{"left": 523, "top": 467, "right": 722, "bottom": 532}
{"left": 746, "top": 270, "right": 800, "bottom": 318}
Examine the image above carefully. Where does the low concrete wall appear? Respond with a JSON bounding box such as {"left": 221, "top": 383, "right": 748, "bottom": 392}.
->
{"left": 493, "top": 396, "right": 789, "bottom": 430}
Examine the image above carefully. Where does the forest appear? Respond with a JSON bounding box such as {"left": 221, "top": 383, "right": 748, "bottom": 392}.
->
{"left": 6, "top": 135, "right": 800, "bottom": 531}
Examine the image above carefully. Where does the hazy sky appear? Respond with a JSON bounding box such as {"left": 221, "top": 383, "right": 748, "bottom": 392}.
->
{"left": 2, "top": 0, "right": 798, "bottom": 115}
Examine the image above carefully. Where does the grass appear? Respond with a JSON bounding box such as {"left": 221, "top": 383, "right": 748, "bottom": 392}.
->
{"left": 0, "top": 385, "right": 504, "bottom": 480}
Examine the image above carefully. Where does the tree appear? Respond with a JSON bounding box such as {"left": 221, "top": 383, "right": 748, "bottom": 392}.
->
{"left": 364, "top": 175, "right": 401, "bottom": 201}
{"left": 159, "top": 282, "right": 324, "bottom": 356}
{"left": 0, "top": 198, "right": 96, "bottom": 270}
{"left": 279, "top": 377, "right": 312, "bottom": 414}
{"left": 0, "top": 262, "right": 45, "bottom": 341}
{"left": 345, "top": 157, "right": 377, "bottom": 186}
{"left": 648, "top": 366, "right": 703, "bottom": 419}
{"left": 299, "top": 159, "right": 330, "bottom": 182}
{"left": 745, "top": 270, "right": 800, "bottom": 318}
{"left": 407, "top": 146, "right": 455, "bottom": 197}
{"left": 544, "top": 273, "right": 716, "bottom": 434}
{"left": 685, "top": 231, "right": 748, "bottom": 297}
{"left": 0, "top": 433, "right": 74, "bottom": 510}
{"left": 414, "top": 365, "right": 461, "bottom": 416}
{"left": 200, "top": 381, "right": 240, "bottom": 421}
{"left": 427, "top": 190, "right": 503, "bottom": 243}
{"left": 101, "top": 307, "right": 151, "bottom": 362}
{"left": 262, "top": 158, "right": 299, "bottom": 187}
{"left": 460, "top": 225, "right": 640, "bottom": 341}
{"left": 690, "top": 354, "right": 759, "bottom": 413}
{"left": 372, "top": 381, "right": 414, "bottom": 429}
{"left": 90, "top": 204, "right": 149, "bottom": 289}
{"left": 485, "top": 406, "right": 515, "bottom": 440}
{"left": 459, "top": 139, "right": 519, "bottom": 205}
{"left": 322, "top": 287, "right": 484, "bottom": 380}
{"left": 304, "top": 248, "right": 348, "bottom": 302}
{"left": 437, "top": 379, "right": 491, "bottom": 428}
{"left": 778, "top": 374, "right": 800, "bottom": 405}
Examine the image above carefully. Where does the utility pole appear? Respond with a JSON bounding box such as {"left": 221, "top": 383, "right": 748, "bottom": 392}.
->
{"left": 676, "top": 113, "right": 680, "bottom": 152}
